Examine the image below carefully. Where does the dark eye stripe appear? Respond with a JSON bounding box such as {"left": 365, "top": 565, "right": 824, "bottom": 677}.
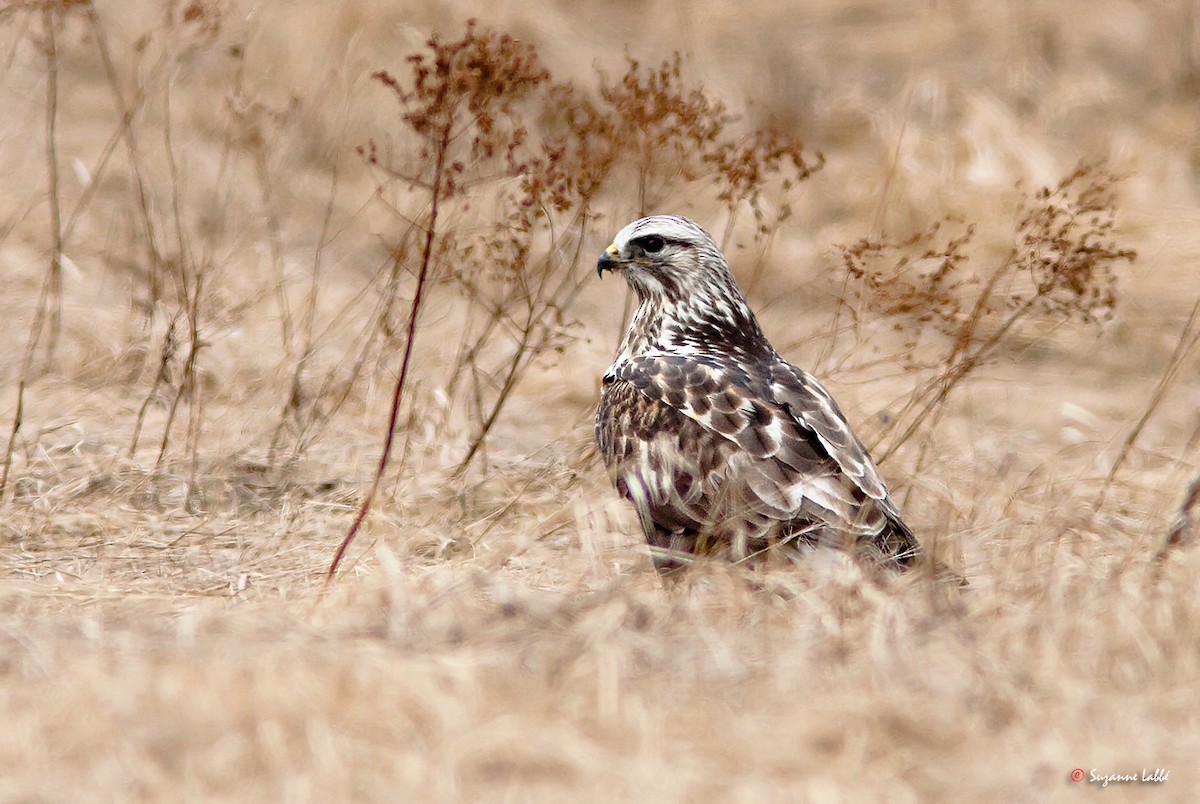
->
{"left": 632, "top": 234, "right": 667, "bottom": 253}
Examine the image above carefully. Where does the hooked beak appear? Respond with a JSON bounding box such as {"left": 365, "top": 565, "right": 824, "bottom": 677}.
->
{"left": 596, "top": 243, "right": 620, "bottom": 278}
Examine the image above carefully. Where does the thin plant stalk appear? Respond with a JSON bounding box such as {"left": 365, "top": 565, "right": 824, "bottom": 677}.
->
{"left": 0, "top": 381, "right": 25, "bottom": 501}
{"left": 86, "top": 5, "right": 165, "bottom": 316}
{"left": 1097, "top": 287, "right": 1200, "bottom": 507}
{"left": 23, "top": 7, "right": 64, "bottom": 377}
{"left": 325, "top": 114, "right": 451, "bottom": 584}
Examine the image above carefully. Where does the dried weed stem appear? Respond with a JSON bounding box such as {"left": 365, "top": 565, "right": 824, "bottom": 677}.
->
{"left": 22, "top": 7, "right": 65, "bottom": 377}
{"left": 841, "top": 162, "right": 1136, "bottom": 464}
{"left": 0, "top": 381, "right": 24, "bottom": 500}
{"left": 1098, "top": 287, "right": 1200, "bottom": 505}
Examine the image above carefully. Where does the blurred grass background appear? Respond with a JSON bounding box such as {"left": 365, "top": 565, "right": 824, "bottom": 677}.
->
{"left": 1, "top": 1, "right": 1199, "bottom": 800}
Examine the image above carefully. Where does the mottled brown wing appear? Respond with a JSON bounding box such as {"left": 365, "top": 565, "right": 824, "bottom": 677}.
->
{"left": 610, "top": 353, "right": 916, "bottom": 558}
{"left": 759, "top": 362, "right": 918, "bottom": 560}
{"left": 761, "top": 359, "right": 901, "bottom": 517}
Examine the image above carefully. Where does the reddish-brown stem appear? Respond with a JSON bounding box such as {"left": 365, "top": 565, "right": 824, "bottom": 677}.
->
{"left": 325, "top": 115, "right": 450, "bottom": 585}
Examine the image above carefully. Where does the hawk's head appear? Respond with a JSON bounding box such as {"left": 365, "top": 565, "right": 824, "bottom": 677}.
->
{"left": 598, "top": 215, "right": 768, "bottom": 358}
{"left": 597, "top": 216, "right": 733, "bottom": 301}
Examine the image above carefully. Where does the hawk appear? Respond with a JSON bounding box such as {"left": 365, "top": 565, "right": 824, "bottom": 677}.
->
{"left": 595, "top": 215, "right": 920, "bottom": 573}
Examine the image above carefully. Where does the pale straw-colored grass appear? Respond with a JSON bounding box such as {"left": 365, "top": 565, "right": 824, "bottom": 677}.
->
{"left": 0, "top": 1, "right": 1198, "bottom": 801}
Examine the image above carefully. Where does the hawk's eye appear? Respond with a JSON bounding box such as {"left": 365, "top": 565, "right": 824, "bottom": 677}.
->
{"left": 639, "top": 235, "right": 666, "bottom": 254}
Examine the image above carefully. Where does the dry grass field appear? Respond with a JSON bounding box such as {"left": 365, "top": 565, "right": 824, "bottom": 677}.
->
{"left": 3, "top": 1, "right": 1200, "bottom": 801}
